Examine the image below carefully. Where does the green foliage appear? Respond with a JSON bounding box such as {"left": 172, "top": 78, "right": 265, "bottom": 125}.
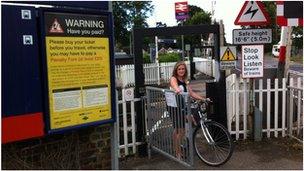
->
{"left": 143, "top": 52, "right": 151, "bottom": 63}
{"left": 292, "top": 27, "right": 303, "bottom": 51}
{"left": 113, "top": 1, "right": 154, "bottom": 49}
{"left": 158, "top": 53, "right": 180, "bottom": 63}
{"left": 176, "top": 5, "right": 212, "bottom": 48}
{"left": 178, "top": 5, "right": 212, "bottom": 26}
{"left": 189, "top": 12, "right": 211, "bottom": 25}
{"left": 188, "top": 5, "right": 206, "bottom": 17}
{"left": 185, "top": 7, "right": 211, "bottom": 25}
{"left": 261, "top": 1, "right": 280, "bottom": 52}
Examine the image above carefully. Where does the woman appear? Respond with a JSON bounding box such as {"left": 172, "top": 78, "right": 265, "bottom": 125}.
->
{"left": 169, "top": 61, "right": 204, "bottom": 159}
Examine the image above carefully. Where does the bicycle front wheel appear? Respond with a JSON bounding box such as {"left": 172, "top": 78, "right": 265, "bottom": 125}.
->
{"left": 193, "top": 121, "right": 233, "bottom": 166}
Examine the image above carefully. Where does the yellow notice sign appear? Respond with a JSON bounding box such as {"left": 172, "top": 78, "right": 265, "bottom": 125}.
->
{"left": 46, "top": 37, "right": 111, "bottom": 129}
{"left": 220, "top": 47, "right": 236, "bottom": 61}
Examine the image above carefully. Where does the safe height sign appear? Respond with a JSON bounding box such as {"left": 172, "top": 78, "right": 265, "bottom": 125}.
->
{"left": 233, "top": 28, "right": 272, "bottom": 45}
{"left": 242, "top": 45, "right": 264, "bottom": 78}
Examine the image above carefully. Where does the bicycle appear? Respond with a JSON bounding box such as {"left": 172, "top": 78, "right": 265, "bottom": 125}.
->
{"left": 190, "top": 98, "right": 234, "bottom": 166}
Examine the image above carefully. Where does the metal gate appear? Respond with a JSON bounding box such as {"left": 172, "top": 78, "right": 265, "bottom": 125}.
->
{"left": 146, "top": 86, "right": 194, "bottom": 167}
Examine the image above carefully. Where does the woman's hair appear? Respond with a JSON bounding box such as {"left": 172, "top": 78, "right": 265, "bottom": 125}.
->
{"left": 172, "top": 61, "right": 188, "bottom": 81}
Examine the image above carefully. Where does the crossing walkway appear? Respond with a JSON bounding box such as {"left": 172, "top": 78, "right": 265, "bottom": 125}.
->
{"left": 120, "top": 138, "right": 302, "bottom": 170}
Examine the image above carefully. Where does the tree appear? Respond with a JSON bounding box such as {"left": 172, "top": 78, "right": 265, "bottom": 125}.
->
{"left": 261, "top": 1, "right": 280, "bottom": 52}
{"left": 112, "top": 1, "right": 154, "bottom": 51}
{"left": 177, "top": 5, "right": 212, "bottom": 26}
{"left": 292, "top": 27, "right": 303, "bottom": 53}
{"left": 176, "top": 5, "right": 212, "bottom": 48}
{"left": 186, "top": 5, "right": 212, "bottom": 25}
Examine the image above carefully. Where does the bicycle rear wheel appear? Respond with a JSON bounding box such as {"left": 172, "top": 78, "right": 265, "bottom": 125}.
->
{"left": 193, "top": 121, "right": 233, "bottom": 166}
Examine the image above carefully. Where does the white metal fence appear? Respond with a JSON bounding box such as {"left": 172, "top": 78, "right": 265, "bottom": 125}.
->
{"left": 115, "top": 88, "right": 143, "bottom": 157}
{"left": 226, "top": 74, "right": 303, "bottom": 141}
{"left": 116, "top": 74, "right": 303, "bottom": 158}
{"left": 115, "top": 60, "right": 214, "bottom": 87}
{"left": 145, "top": 86, "right": 194, "bottom": 167}
{"left": 288, "top": 78, "right": 303, "bottom": 141}
{"left": 115, "top": 60, "right": 214, "bottom": 157}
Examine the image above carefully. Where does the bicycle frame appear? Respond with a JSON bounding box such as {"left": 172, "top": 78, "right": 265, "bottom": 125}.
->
{"left": 192, "top": 99, "right": 234, "bottom": 166}
{"left": 197, "top": 109, "right": 215, "bottom": 145}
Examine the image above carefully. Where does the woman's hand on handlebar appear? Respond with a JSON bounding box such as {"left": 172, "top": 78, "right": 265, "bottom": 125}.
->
{"left": 205, "top": 98, "right": 212, "bottom": 103}
{"left": 197, "top": 98, "right": 212, "bottom": 103}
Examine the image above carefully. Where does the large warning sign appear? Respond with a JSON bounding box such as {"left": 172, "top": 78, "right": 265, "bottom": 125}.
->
{"left": 43, "top": 12, "right": 112, "bottom": 130}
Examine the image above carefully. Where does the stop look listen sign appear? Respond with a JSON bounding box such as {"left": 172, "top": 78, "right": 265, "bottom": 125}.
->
{"left": 242, "top": 45, "right": 264, "bottom": 78}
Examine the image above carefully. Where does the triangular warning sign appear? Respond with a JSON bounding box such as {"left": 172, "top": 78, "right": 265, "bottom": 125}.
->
{"left": 49, "top": 18, "right": 64, "bottom": 33}
{"left": 234, "top": 1, "right": 270, "bottom": 25}
{"left": 221, "top": 47, "right": 236, "bottom": 61}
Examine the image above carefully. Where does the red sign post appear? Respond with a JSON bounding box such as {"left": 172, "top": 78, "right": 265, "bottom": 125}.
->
{"left": 276, "top": 1, "right": 303, "bottom": 79}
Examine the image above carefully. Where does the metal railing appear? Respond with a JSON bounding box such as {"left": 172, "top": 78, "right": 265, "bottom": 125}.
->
{"left": 145, "top": 86, "right": 194, "bottom": 167}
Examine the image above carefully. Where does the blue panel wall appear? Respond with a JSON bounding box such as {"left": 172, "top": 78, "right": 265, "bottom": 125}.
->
{"left": 2, "top": 5, "right": 43, "bottom": 117}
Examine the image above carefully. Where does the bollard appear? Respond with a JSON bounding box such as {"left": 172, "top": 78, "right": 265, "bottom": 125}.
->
{"left": 254, "top": 107, "right": 263, "bottom": 141}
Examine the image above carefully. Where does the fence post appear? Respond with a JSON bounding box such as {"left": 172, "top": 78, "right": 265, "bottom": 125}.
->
{"left": 131, "top": 96, "right": 136, "bottom": 154}
{"left": 266, "top": 79, "right": 271, "bottom": 138}
{"left": 235, "top": 77, "right": 240, "bottom": 140}
{"left": 226, "top": 75, "right": 232, "bottom": 134}
{"left": 115, "top": 90, "right": 121, "bottom": 157}
{"left": 248, "top": 79, "right": 254, "bottom": 139}
{"left": 156, "top": 63, "right": 161, "bottom": 85}
{"left": 243, "top": 78, "right": 248, "bottom": 139}
{"left": 296, "top": 77, "right": 302, "bottom": 136}
{"left": 289, "top": 78, "right": 294, "bottom": 136}
{"left": 122, "top": 88, "right": 128, "bottom": 155}
{"left": 253, "top": 79, "right": 263, "bottom": 141}
{"left": 131, "top": 65, "right": 135, "bottom": 87}
{"left": 274, "top": 79, "right": 279, "bottom": 138}
{"left": 282, "top": 78, "right": 287, "bottom": 137}
{"left": 146, "top": 88, "right": 151, "bottom": 159}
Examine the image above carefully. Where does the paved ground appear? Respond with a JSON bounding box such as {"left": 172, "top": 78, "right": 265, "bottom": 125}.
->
{"left": 119, "top": 137, "right": 303, "bottom": 170}
{"left": 120, "top": 58, "right": 303, "bottom": 170}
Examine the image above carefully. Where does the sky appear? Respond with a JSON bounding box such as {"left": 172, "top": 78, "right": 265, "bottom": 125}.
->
{"left": 146, "top": 0, "right": 246, "bottom": 43}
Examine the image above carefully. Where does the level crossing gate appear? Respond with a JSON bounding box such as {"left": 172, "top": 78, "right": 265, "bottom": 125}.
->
{"left": 132, "top": 24, "right": 227, "bottom": 155}
{"left": 145, "top": 86, "right": 194, "bottom": 167}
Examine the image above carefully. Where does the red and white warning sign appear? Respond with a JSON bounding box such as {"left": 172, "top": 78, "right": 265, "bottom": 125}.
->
{"left": 234, "top": 1, "right": 270, "bottom": 25}
{"left": 49, "top": 18, "right": 64, "bottom": 33}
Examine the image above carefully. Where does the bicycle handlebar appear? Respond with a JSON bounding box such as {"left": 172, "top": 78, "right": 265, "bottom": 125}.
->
{"left": 192, "top": 98, "right": 212, "bottom": 104}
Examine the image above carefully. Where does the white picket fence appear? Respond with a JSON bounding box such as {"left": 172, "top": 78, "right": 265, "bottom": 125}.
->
{"left": 226, "top": 74, "right": 303, "bottom": 141}
{"left": 115, "top": 60, "right": 214, "bottom": 87}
